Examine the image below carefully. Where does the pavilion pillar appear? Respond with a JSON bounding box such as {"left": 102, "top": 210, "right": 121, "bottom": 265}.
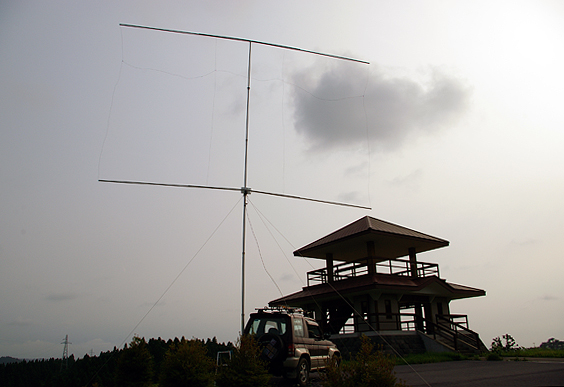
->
{"left": 415, "top": 303, "right": 424, "bottom": 331}
{"left": 409, "top": 247, "right": 418, "bottom": 277}
{"left": 367, "top": 241, "right": 376, "bottom": 274}
{"left": 326, "top": 253, "right": 334, "bottom": 283}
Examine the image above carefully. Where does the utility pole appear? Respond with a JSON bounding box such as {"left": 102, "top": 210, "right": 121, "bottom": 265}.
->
{"left": 60, "top": 334, "right": 71, "bottom": 371}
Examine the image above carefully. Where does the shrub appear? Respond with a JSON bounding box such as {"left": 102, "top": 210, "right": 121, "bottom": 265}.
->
{"left": 215, "top": 334, "right": 270, "bottom": 387}
{"left": 486, "top": 353, "right": 502, "bottom": 361}
{"left": 540, "top": 338, "right": 564, "bottom": 350}
{"left": 159, "top": 338, "right": 215, "bottom": 387}
{"left": 322, "top": 335, "right": 407, "bottom": 387}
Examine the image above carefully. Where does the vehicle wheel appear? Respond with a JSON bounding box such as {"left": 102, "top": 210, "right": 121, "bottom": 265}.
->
{"left": 257, "top": 333, "right": 284, "bottom": 362}
{"left": 296, "top": 357, "right": 309, "bottom": 387}
{"left": 331, "top": 354, "right": 341, "bottom": 367}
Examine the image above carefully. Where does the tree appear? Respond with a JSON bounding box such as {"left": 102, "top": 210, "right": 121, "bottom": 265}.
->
{"left": 159, "top": 338, "right": 215, "bottom": 387}
{"left": 540, "top": 338, "right": 564, "bottom": 350}
{"left": 215, "top": 335, "right": 270, "bottom": 387}
{"left": 115, "top": 336, "right": 154, "bottom": 387}
{"left": 491, "top": 333, "right": 518, "bottom": 352}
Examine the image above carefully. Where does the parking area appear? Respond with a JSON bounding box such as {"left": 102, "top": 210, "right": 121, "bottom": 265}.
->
{"left": 394, "top": 359, "right": 564, "bottom": 387}
{"left": 269, "top": 359, "right": 564, "bottom": 386}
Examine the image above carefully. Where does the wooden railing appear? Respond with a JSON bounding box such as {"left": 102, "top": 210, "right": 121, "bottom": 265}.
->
{"left": 430, "top": 315, "right": 481, "bottom": 352}
{"left": 307, "top": 257, "right": 439, "bottom": 286}
{"left": 330, "top": 312, "right": 420, "bottom": 334}
{"left": 327, "top": 311, "right": 483, "bottom": 353}
{"left": 330, "top": 313, "right": 471, "bottom": 335}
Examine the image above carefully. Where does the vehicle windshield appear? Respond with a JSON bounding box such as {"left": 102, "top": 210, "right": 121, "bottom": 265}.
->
{"left": 247, "top": 316, "right": 288, "bottom": 336}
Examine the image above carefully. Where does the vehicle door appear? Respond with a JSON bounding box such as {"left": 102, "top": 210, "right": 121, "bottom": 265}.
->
{"left": 305, "top": 321, "right": 324, "bottom": 368}
{"left": 292, "top": 317, "right": 306, "bottom": 357}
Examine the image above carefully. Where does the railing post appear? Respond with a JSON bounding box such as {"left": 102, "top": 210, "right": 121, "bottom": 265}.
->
{"left": 326, "top": 253, "right": 334, "bottom": 283}
{"left": 409, "top": 247, "right": 418, "bottom": 277}
{"left": 366, "top": 241, "right": 376, "bottom": 274}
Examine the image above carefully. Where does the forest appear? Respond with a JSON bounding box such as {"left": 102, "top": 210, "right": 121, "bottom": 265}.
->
{"left": 0, "top": 336, "right": 234, "bottom": 387}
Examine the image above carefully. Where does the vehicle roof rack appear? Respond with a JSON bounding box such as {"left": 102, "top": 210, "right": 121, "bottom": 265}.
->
{"left": 255, "top": 306, "right": 305, "bottom": 315}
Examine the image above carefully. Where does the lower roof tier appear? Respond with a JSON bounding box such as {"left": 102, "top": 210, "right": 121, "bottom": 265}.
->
{"left": 269, "top": 273, "right": 485, "bottom": 306}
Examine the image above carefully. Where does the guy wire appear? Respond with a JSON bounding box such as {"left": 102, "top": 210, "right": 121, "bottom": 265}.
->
{"left": 247, "top": 201, "right": 431, "bottom": 386}
{"left": 85, "top": 196, "right": 242, "bottom": 386}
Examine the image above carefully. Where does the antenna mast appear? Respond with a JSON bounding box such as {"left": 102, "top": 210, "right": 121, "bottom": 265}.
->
{"left": 102, "top": 24, "right": 370, "bottom": 334}
{"left": 241, "top": 41, "right": 252, "bottom": 332}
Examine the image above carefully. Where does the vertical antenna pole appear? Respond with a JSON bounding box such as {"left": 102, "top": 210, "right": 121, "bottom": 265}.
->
{"left": 241, "top": 41, "right": 252, "bottom": 334}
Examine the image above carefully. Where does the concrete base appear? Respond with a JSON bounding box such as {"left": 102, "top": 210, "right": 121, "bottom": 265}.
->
{"left": 331, "top": 331, "right": 427, "bottom": 359}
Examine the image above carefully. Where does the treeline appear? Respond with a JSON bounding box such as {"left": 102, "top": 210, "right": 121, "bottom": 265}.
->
{"left": 0, "top": 336, "right": 234, "bottom": 387}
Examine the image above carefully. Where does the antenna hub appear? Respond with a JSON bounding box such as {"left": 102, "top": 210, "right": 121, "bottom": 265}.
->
{"left": 241, "top": 187, "right": 252, "bottom": 195}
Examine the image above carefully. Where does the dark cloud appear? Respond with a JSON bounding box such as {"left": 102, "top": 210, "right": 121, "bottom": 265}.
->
{"left": 336, "top": 190, "right": 364, "bottom": 204}
{"left": 540, "top": 295, "right": 559, "bottom": 301}
{"left": 388, "top": 169, "right": 423, "bottom": 189}
{"left": 45, "top": 292, "right": 78, "bottom": 302}
{"left": 8, "top": 318, "right": 33, "bottom": 327}
{"left": 291, "top": 63, "right": 471, "bottom": 152}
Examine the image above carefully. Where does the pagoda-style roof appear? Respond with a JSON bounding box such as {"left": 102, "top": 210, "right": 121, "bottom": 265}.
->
{"left": 294, "top": 216, "right": 449, "bottom": 262}
{"left": 269, "top": 274, "right": 485, "bottom": 306}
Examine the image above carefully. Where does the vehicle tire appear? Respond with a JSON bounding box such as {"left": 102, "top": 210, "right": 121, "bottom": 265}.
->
{"left": 331, "top": 354, "right": 341, "bottom": 368}
{"left": 257, "top": 333, "right": 284, "bottom": 362}
{"left": 296, "top": 357, "right": 309, "bottom": 387}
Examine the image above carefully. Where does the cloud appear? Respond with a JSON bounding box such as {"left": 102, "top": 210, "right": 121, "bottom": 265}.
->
{"left": 45, "top": 292, "right": 78, "bottom": 302}
{"left": 337, "top": 190, "right": 364, "bottom": 204}
{"left": 510, "top": 238, "right": 539, "bottom": 247}
{"left": 7, "top": 317, "right": 33, "bottom": 327}
{"left": 291, "top": 63, "right": 471, "bottom": 152}
{"left": 388, "top": 169, "right": 423, "bottom": 188}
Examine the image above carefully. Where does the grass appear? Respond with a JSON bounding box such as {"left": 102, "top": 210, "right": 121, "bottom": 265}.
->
{"left": 393, "top": 348, "right": 564, "bottom": 365}
{"left": 498, "top": 348, "right": 564, "bottom": 358}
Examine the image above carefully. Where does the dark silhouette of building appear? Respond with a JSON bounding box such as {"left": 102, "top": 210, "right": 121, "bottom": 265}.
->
{"left": 270, "top": 216, "right": 487, "bottom": 354}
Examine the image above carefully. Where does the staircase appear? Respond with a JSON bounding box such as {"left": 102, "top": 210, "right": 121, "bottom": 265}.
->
{"left": 428, "top": 315, "right": 488, "bottom": 354}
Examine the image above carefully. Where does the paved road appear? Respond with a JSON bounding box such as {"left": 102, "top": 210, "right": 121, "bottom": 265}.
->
{"left": 394, "top": 359, "right": 564, "bottom": 387}
{"left": 270, "top": 359, "right": 564, "bottom": 386}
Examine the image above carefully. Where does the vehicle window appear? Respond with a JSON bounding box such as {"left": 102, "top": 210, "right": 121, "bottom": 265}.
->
{"left": 293, "top": 318, "right": 304, "bottom": 337}
{"left": 247, "top": 317, "right": 287, "bottom": 336}
{"left": 249, "top": 319, "right": 261, "bottom": 335}
{"left": 306, "top": 323, "right": 321, "bottom": 339}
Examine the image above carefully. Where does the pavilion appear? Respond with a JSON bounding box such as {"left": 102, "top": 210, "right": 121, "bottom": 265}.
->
{"left": 269, "top": 216, "right": 487, "bottom": 353}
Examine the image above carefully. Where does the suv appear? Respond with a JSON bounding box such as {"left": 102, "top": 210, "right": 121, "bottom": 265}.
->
{"left": 244, "top": 307, "right": 340, "bottom": 386}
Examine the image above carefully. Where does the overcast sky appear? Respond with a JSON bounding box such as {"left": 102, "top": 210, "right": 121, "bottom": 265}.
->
{"left": 2, "top": 0, "right": 564, "bottom": 360}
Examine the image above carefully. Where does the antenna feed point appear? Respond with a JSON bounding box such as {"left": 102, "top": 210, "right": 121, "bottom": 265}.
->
{"left": 241, "top": 187, "right": 252, "bottom": 195}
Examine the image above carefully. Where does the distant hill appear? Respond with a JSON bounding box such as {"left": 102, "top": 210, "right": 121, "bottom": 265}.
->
{"left": 0, "top": 356, "right": 23, "bottom": 365}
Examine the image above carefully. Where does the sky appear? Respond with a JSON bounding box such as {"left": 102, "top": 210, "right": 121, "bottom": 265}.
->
{"left": 1, "top": 0, "right": 564, "bottom": 359}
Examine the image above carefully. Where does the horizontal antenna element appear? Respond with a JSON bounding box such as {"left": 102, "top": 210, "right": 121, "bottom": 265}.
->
{"left": 119, "top": 23, "right": 370, "bottom": 65}
{"left": 104, "top": 24, "right": 371, "bottom": 334}
{"left": 98, "top": 179, "right": 371, "bottom": 210}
